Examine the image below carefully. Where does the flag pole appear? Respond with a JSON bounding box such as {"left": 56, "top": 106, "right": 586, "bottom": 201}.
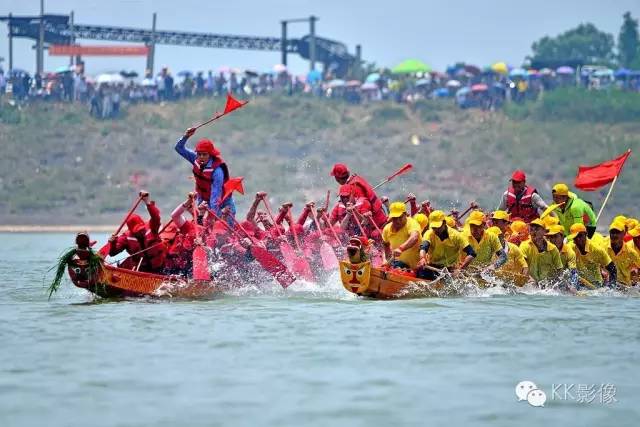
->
{"left": 596, "top": 175, "right": 618, "bottom": 223}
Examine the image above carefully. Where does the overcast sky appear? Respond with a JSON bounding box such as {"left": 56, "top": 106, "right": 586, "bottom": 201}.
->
{"left": 1, "top": 0, "right": 639, "bottom": 76}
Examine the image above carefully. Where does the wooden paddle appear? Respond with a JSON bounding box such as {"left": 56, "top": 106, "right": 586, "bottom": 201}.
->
{"left": 205, "top": 208, "right": 296, "bottom": 288}
{"left": 308, "top": 204, "right": 339, "bottom": 270}
{"left": 191, "top": 198, "right": 209, "bottom": 280}
{"left": 372, "top": 163, "right": 413, "bottom": 190}
{"left": 284, "top": 207, "right": 315, "bottom": 281}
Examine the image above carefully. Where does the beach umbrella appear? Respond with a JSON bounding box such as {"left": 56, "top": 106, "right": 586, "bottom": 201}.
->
{"left": 509, "top": 68, "right": 528, "bottom": 78}
{"left": 491, "top": 62, "right": 509, "bottom": 75}
{"left": 392, "top": 59, "right": 431, "bottom": 74}
{"left": 361, "top": 82, "right": 378, "bottom": 90}
{"left": 365, "top": 72, "right": 381, "bottom": 83}
{"left": 539, "top": 68, "right": 553, "bottom": 75}
{"left": 527, "top": 69, "right": 539, "bottom": 76}
{"left": 415, "top": 78, "right": 431, "bottom": 87}
{"left": 471, "top": 83, "right": 488, "bottom": 92}
{"left": 346, "top": 80, "right": 362, "bottom": 87}
{"left": 273, "top": 63, "right": 287, "bottom": 73}
{"left": 446, "top": 79, "right": 462, "bottom": 88}
{"left": 593, "top": 69, "right": 613, "bottom": 78}
{"left": 556, "top": 66, "right": 574, "bottom": 75}
{"left": 455, "top": 87, "right": 471, "bottom": 96}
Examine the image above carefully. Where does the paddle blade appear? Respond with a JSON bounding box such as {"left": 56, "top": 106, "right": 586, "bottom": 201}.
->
{"left": 320, "top": 241, "right": 339, "bottom": 270}
{"left": 279, "top": 241, "right": 298, "bottom": 269}
{"left": 251, "top": 245, "right": 296, "bottom": 288}
{"left": 292, "top": 256, "right": 315, "bottom": 282}
{"left": 540, "top": 202, "right": 564, "bottom": 219}
{"left": 192, "top": 246, "right": 209, "bottom": 280}
{"left": 388, "top": 163, "right": 413, "bottom": 181}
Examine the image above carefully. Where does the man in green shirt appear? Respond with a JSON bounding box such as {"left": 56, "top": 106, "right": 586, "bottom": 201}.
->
{"left": 551, "top": 183, "right": 597, "bottom": 237}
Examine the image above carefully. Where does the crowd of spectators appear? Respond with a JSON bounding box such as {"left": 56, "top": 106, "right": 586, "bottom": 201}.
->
{"left": 1, "top": 61, "right": 639, "bottom": 118}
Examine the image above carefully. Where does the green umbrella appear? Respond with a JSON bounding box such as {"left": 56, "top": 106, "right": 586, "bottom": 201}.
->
{"left": 392, "top": 59, "right": 432, "bottom": 74}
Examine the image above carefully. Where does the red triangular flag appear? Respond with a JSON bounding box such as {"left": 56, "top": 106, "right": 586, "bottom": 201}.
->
{"left": 574, "top": 150, "right": 631, "bottom": 191}
{"left": 223, "top": 94, "right": 248, "bottom": 115}
{"left": 222, "top": 177, "right": 244, "bottom": 201}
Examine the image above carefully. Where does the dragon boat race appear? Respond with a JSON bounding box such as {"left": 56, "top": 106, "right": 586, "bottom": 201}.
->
{"left": 1, "top": 1, "right": 640, "bottom": 426}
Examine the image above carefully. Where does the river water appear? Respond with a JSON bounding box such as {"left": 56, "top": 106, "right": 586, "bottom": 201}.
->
{"left": 1, "top": 233, "right": 639, "bottom": 427}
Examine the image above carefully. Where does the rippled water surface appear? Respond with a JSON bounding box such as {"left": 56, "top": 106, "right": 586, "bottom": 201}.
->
{"left": 1, "top": 233, "right": 639, "bottom": 427}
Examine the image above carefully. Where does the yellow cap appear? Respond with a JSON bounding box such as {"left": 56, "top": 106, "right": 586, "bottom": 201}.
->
{"left": 609, "top": 220, "right": 626, "bottom": 232}
{"left": 445, "top": 216, "right": 456, "bottom": 228}
{"left": 486, "top": 226, "right": 502, "bottom": 236}
{"left": 429, "top": 210, "right": 446, "bottom": 229}
{"left": 542, "top": 215, "right": 560, "bottom": 228}
{"left": 413, "top": 213, "right": 429, "bottom": 230}
{"left": 491, "top": 210, "right": 510, "bottom": 221}
{"left": 552, "top": 183, "right": 569, "bottom": 196}
{"left": 546, "top": 224, "right": 565, "bottom": 236}
{"left": 529, "top": 218, "right": 546, "bottom": 228}
{"left": 510, "top": 220, "right": 528, "bottom": 234}
{"left": 568, "top": 223, "right": 587, "bottom": 240}
{"left": 467, "top": 210, "right": 486, "bottom": 226}
{"left": 613, "top": 215, "right": 627, "bottom": 225}
{"left": 629, "top": 227, "right": 640, "bottom": 238}
{"left": 388, "top": 202, "right": 407, "bottom": 218}
{"left": 625, "top": 218, "right": 638, "bottom": 230}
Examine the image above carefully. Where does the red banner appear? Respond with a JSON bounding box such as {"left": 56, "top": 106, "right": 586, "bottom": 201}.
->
{"left": 574, "top": 150, "right": 632, "bottom": 191}
{"left": 49, "top": 45, "right": 149, "bottom": 56}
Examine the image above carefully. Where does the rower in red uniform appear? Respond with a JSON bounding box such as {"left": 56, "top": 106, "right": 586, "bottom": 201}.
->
{"left": 106, "top": 191, "right": 167, "bottom": 273}
{"left": 330, "top": 163, "right": 387, "bottom": 227}
{"left": 497, "top": 170, "right": 550, "bottom": 223}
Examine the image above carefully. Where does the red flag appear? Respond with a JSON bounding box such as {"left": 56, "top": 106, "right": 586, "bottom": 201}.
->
{"left": 222, "top": 177, "right": 244, "bottom": 201}
{"left": 223, "top": 94, "right": 248, "bottom": 115}
{"left": 574, "top": 150, "right": 632, "bottom": 191}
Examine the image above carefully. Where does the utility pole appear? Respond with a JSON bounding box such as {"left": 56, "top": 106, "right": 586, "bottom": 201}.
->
{"left": 146, "top": 12, "right": 157, "bottom": 75}
{"left": 280, "top": 21, "right": 287, "bottom": 66}
{"left": 309, "top": 15, "right": 317, "bottom": 71}
{"left": 8, "top": 13, "right": 12, "bottom": 72}
{"left": 69, "top": 11, "right": 74, "bottom": 66}
{"left": 37, "top": 0, "right": 45, "bottom": 75}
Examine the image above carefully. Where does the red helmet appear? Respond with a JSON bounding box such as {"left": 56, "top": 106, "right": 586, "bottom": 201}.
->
{"left": 195, "top": 139, "right": 220, "bottom": 156}
{"left": 126, "top": 214, "right": 145, "bottom": 234}
{"left": 330, "top": 163, "right": 349, "bottom": 178}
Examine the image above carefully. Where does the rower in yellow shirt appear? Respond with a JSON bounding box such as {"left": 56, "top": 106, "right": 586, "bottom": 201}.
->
{"left": 519, "top": 218, "right": 563, "bottom": 284}
{"left": 567, "top": 223, "right": 617, "bottom": 287}
{"left": 546, "top": 224, "right": 580, "bottom": 289}
{"left": 418, "top": 210, "right": 476, "bottom": 279}
{"left": 629, "top": 227, "right": 640, "bottom": 284}
{"left": 462, "top": 210, "right": 507, "bottom": 269}
{"left": 490, "top": 210, "right": 512, "bottom": 238}
{"left": 487, "top": 226, "right": 528, "bottom": 279}
{"left": 381, "top": 202, "right": 422, "bottom": 270}
{"left": 603, "top": 221, "right": 640, "bottom": 287}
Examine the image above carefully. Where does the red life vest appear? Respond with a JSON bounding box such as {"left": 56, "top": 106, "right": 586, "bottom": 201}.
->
{"left": 192, "top": 157, "right": 230, "bottom": 203}
{"left": 348, "top": 175, "right": 381, "bottom": 209}
{"left": 505, "top": 185, "right": 538, "bottom": 222}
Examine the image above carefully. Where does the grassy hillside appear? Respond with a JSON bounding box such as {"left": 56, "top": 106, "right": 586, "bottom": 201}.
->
{"left": 1, "top": 93, "right": 639, "bottom": 226}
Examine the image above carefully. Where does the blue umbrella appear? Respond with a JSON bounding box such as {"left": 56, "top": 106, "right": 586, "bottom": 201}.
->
{"left": 433, "top": 87, "right": 450, "bottom": 97}
{"left": 415, "top": 78, "right": 431, "bottom": 86}
{"left": 307, "top": 69, "right": 322, "bottom": 83}
{"left": 614, "top": 68, "right": 631, "bottom": 78}
{"left": 365, "top": 72, "right": 381, "bottom": 83}
{"left": 509, "top": 68, "right": 528, "bottom": 78}
{"left": 177, "top": 70, "right": 193, "bottom": 77}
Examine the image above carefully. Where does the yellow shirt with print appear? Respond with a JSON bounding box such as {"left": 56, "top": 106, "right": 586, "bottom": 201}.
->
{"left": 382, "top": 217, "right": 422, "bottom": 269}
{"left": 463, "top": 229, "right": 502, "bottom": 267}
{"left": 557, "top": 244, "right": 577, "bottom": 269}
{"left": 519, "top": 240, "right": 563, "bottom": 282}
{"left": 568, "top": 240, "right": 612, "bottom": 285}
{"left": 604, "top": 241, "right": 640, "bottom": 286}
{"left": 422, "top": 226, "right": 469, "bottom": 268}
